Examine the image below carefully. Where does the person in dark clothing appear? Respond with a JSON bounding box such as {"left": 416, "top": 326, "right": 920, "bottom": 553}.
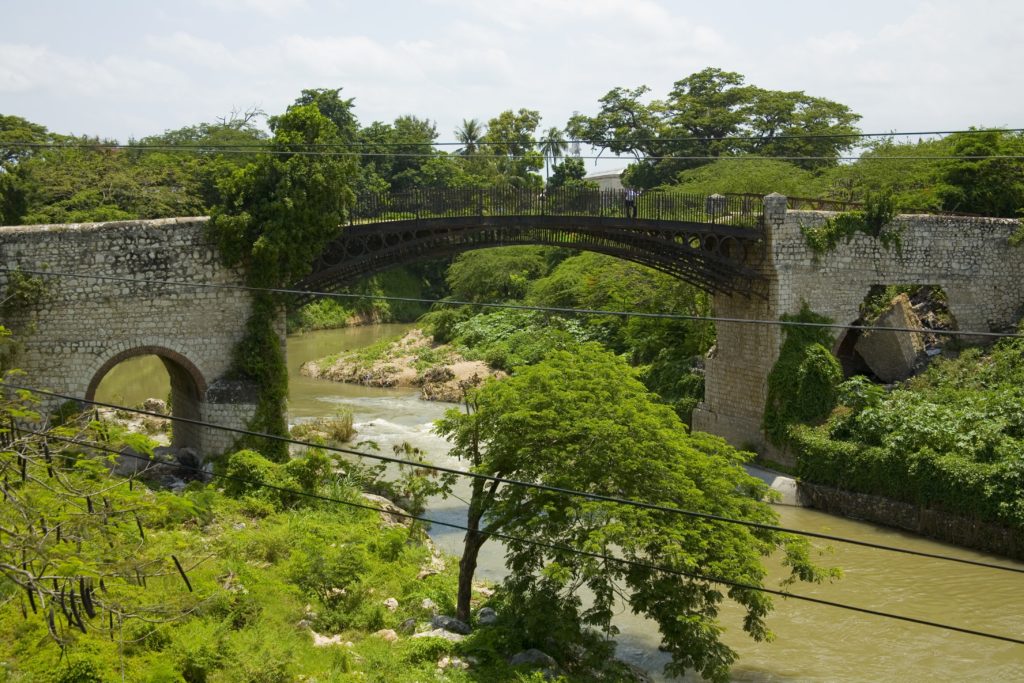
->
{"left": 624, "top": 186, "right": 639, "bottom": 218}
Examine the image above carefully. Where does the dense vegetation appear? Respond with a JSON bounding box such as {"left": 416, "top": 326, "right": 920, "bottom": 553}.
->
{"left": 790, "top": 329, "right": 1024, "bottom": 530}
{"left": 416, "top": 247, "right": 712, "bottom": 423}
{"left": 0, "top": 381, "right": 583, "bottom": 682}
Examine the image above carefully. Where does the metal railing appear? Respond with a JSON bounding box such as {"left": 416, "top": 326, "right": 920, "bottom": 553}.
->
{"left": 349, "top": 188, "right": 764, "bottom": 229}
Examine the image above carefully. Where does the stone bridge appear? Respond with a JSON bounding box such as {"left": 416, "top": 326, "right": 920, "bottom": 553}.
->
{"left": 0, "top": 218, "right": 261, "bottom": 454}
{"left": 1, "top": 194, "right": 1022, "bottom": 457}
{"left": 692, "top": 195, "right": 1024, "bottom": 457}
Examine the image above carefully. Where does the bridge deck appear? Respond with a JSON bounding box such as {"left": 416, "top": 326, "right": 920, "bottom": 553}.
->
{"left": 297, "top": 189, "right": 767, "bottom": 297}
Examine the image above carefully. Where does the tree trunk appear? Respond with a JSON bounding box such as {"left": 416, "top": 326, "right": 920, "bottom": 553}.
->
{"left": 456, "top": 529, "right": 485, "bottom": 622}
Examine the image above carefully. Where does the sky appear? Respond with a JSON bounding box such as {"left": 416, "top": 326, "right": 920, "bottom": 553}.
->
{"left": 3, "top": 0, "right": 1023, "bottom": 169}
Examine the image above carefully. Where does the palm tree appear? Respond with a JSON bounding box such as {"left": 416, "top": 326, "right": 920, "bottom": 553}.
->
{"left": 455, "top": 118, "right": 484, "bottom": 156}
{"left": 539, "top": 126, "right": 568, "bottom": 184}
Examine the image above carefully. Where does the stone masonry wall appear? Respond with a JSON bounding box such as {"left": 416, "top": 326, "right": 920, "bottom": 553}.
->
{"left": 0, "top": 217, "right": 258, "bottom": 456}
{"left": 694, "top": 195, "right": 1024, "bottom": 456}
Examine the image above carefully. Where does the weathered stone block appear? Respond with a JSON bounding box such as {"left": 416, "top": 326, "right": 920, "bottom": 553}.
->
{"left": 854, "top": 293, "right": 924, "bottom": 382}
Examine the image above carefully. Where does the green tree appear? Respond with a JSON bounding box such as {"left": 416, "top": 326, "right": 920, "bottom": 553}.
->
{"left": 484, "top": 108, "right": 543, "bottom": 187}
{"left": 445, "top": 246, "right": 553, "bottom": 302}
{"left": 936, "top": 129, "right": 1024, "bottom": 216}
{"left": 0, "top": 379, "right": 204, "bottom": 651}
{"left": 454, "top": 118, "right": 485, "bottom": 156}
{"left": 357, "top": 115, "right": 443, "bottom": 192}
{"left": 526, "top": 252, "right": 712, "bottom": 421}
{"left": 672, "top": 158, "right": 817, "bottom": 196}
{"left": 209, "top": 92, "right": 360, "bottom": 459}
{"left": 1, "top": 116, "right": 56, "bottom": 223}
{"left": 816, "top": 136, "right": 950, "bottom": 209}
{"left": 539, "top": 126, "right": 568, "bottom": 184}
{"left": 436, "top": 345, "right": 830, "bottom": 681}
{"left": 293, "top": 88, "right": 359, "bottom": 140}
{"left": 569, "top": 68, "right": 860, "bottom": 188}
{"left": 547, "top": 157, "right": 589, "bottom": 189}
{"left": 7, "top": 111, "right": 265, "bottom": 226}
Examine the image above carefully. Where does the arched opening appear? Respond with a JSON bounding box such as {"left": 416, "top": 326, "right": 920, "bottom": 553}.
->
{"left": 87, "top": 347, "right": 207, "bottom": 451}
{"left": 832, "top": 284, "right": 956, "bottom": 381}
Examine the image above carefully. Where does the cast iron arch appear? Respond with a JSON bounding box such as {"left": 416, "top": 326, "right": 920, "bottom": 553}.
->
{"left": 297, "top": 215, "right": 765, "bottom": 298}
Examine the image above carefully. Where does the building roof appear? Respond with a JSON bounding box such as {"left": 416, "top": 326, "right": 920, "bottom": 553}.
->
{"left": 584, "top": 167, "right": 627, "bottom": 180}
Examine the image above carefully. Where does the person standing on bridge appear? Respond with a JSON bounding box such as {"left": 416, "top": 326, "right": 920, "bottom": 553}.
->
{"left": 624, "top": 186, "right": 640, "bottom": 219}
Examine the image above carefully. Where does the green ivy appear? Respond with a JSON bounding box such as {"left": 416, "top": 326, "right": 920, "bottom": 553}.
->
{"left": 801, "top": 191, "right": 901, "bottom": 254}
{"left": 1009, "top": 218, "right": 1024, "bottom": 247}
{"left": 2, "top": 267, "right": 49, "bottom": 315}
{"left": 763, "top": 305, "right": 842, "bottom": 447}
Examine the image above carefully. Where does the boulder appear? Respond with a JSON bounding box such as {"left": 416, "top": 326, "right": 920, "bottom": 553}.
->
{"left": 373, "top": 628, "right": 398, "bottom": 643}
{"left": 431, "top": 614, "right": 471, "bottom": 635}
{"left": 361, "top": 493, "right": 412, "bottom": 528}
{"left": 111, "top": 445, "right": 155, "bottom": 477}
{"left": 383, "top": 597, "right": 399, "bottom": 612}
{"left": 477, "top": 607, "right": 497, "bottom": 626}
{"left": 311, "top": 631, "right": 345, "bottom": 647}
{"left": 509, "top": 648, "right": 557, "bottom": 669}
{"left": 142, "top": 398, "right": 168, "bottom": 414}
{"left": 437, "top": 655, "right": 470, "bottom": 671}
{"left": 412, "top": 628, "right": 465, "bottom": 642}
{"left": 855, "top": 293, "right": 924, "bottom": 382}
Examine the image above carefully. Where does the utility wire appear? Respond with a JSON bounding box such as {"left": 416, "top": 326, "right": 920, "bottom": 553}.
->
{"left": 5, "top": 382, "right": 1023, "bottom": 577}
{"left": 5, "top": 127, "right": 1024, "bottom": 148}
{"left": 18, "top": 425, "right": 1024, "bottom": 647}
{"left": 3, "top": 143, "right": 1023, "bottom": 162}
{"left": 5, "top": 267, "right": 1021, "bottom": 340}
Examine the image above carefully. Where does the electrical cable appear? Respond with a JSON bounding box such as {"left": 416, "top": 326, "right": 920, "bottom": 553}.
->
{"left": 3, "top": 143, "right": 1023, "bottom": 162}
{"left": 4, "top": 382, "right": 1023, "bottom": 577}
{"left": 5, "top": 127, "right": 1024, "bottom": 148}
{"left": 16, "top": 425, "right": 1024, "bottom": 647}
{"left": 4, "top": 267, "right": 1021, "bottom": 340}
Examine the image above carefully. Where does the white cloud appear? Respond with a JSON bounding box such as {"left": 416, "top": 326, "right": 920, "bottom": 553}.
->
{"left": 202, "top": 0, "right": 307, "bottom": 17}
{"left": 145, "top": 32, "right": 250, "bottom": 72}
{"left": 0, "top": 43, "right": 188, "bottom": 97}
{"left": 3, "top": 1, "right": 1023, "bottom": 142}
{"left": 806, "top": 31, "right": 862, "bottom": 57}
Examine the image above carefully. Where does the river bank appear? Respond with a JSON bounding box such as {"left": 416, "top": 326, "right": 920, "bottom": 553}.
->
{"left": 299, "top": 328, "right": 503, "bottom": 402}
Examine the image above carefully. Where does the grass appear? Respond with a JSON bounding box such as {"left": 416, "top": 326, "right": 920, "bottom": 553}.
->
{"left": 291, "top": 407, "right": 357, "bottom": 445}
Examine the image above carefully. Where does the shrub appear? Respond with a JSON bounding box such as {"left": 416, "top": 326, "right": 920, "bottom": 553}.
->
{"left": 763, "top": 306, "right": 842, "bottom": 446}
{"left": 222, "top": 449, "right": 298, "bottom": 509}
{"left": 291, "top": 409, "right": 356, "bottom": 446}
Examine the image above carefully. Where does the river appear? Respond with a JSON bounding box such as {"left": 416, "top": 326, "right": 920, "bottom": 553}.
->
{"left": 97, "top": 324, "right": 1024, "bottom": 681}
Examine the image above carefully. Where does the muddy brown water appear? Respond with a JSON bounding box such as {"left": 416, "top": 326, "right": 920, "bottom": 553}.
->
{"left": 96, "top": 325, "right": 1024, "bottom": 681}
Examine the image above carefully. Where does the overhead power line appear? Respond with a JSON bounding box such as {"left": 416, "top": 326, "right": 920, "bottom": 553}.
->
{"left": 17, "top": 424, "right": 1024, "bottom": 647}
{"left": 5, "top": 382, "right": 1023, "bottom": 577}
{"left": 5, "top": 127, "right": 1024, "bottom": 149}
{"left": 5, "top": 267, "right": 1021, "bottom": 340}
{"left": 3, "top": 142, "right": 1024, "bottom": 163}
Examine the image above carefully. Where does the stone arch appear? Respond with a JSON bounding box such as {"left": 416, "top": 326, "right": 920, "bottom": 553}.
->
{"left": 85, "top": 346, "right": 208, "bottom": 450}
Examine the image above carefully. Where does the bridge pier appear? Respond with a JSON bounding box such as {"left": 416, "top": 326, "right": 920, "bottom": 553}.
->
{"left": 693, "top": 194, "right": 1024, "bottom": 461}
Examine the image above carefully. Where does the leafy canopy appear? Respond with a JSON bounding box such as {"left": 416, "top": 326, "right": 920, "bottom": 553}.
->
{"left": 568, "top": 67, "right": 861, "bottom": 187}
{"left": 436, "top": 344, "right": 831, "bottom": 682}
